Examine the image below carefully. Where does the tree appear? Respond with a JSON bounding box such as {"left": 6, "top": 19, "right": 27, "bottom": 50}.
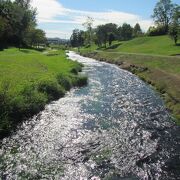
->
{"left": 108, "top": 33, "right": 115, "bottom": 46}
{"left": 121, "top": 23, "right": 133, "bottom": 40}
{"left": 0, "top": 0, "right": 38, "bottom": 48}
{"left": 95, "top": 25, "right": 106, "bottom": 47}
{"left": 82, "top": 16, "right": 94, "bottom": 46}
{"left": 169, "top": 6, "right": 180, "bottom": 45}
{"left": 133, "top": 23, "right": 143, "bottom": 37}
{"left": 14, "top": 0, "right": 37, "bottom": 48}
{"left": 95, "top": 23, "right": 117, "bottom": 47}
{"left": 25, "top": 28, "right": 46, "bottom": 48}
{"left": 70, "top": 29, "right": 84, "bottom": 47}
{"left": 152, "top": 0, "right": 175, "bottom": 33}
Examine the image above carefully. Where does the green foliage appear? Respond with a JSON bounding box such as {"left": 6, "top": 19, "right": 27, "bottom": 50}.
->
{"left": 120, "top": 23, "right": 133, "bottom": 40}
{"left": 133, "top": 23, "right": 143, "bottom": 37}
{"left": 147, "top": 26, "right": 167, "bottom": 36}
{"left": 152, "top": 0, "right": 175, "bottom": 33}
{"left": 57, "top": 74, "right": 72, "bottom": 90}
{"left": 73, "top": 75, "right": 88, "bottom": 87}
{"left": 0, "top": 0, "right": 45, "bottom": 48}
{"left": 95, "top": 23, "right": 118, "bottom": 47}
{"left": 37, "top": 80, "right": 65, "bottom": 101}
{"left": 25, "top": 28, "right": 46, "bottom": 47}
{"left": 82, "top": 16, "right": 94, "bottom": 46}
{"left": 169, "top": 6, "right": 180, "bottom": 45}
{"left": 70, "top": 29, "right": 84, "bottom": 47}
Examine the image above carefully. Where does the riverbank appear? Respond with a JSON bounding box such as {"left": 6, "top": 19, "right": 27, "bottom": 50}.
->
{"left": 0, "top": 48, "right": 87, "bottom": 138}
{"left": 80, "top": 51, "right": 180, "bottom": 124}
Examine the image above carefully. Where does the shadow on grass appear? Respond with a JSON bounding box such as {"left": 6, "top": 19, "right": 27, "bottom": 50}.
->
{"left": 106, "top": 43, "right": 122, "bottom": 50}
{"left": 20, "top": 49, "right": 31, "bottom": 53}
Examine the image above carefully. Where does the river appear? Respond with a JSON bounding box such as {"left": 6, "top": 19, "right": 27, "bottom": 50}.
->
{"left": 0, "top": 51, "right": 180, "bottom": 180}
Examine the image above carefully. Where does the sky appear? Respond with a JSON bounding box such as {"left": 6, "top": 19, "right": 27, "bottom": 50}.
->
{"left": 31, "top": 0, "right": 180, "bottom": 39}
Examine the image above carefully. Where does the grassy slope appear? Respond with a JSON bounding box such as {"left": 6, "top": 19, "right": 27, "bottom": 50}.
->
{"left": 108, "top": 35, "right": 180, "bottom": 56}
{"left": 78, "top": 35, "right": 180, "bottom": 124}
{"left": 0, "top": 48, "right": 87, "bottom": 138}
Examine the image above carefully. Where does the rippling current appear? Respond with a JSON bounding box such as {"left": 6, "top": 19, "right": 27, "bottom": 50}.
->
{"left": 0, "top": 51, "right": 180, "bottom": 180}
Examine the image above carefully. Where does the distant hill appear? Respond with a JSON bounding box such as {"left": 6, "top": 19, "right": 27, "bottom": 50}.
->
{"left": 47, "top": 38, "right": 69, "bottom": 45}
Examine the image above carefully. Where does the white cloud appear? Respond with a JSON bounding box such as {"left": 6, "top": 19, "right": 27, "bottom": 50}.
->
{"left": 31, "top": 0, "right": 67, "bottom": 21}
{"left": 31, "top": 0, "right": 153, "bottom": 38}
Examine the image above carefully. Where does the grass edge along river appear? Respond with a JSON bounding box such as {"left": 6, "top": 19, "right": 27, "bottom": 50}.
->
{"left": 0, "top": 48, "right": 87, "bottom": 139}
{"left": 76, "top": 35, "right": 180, "bottom": 124}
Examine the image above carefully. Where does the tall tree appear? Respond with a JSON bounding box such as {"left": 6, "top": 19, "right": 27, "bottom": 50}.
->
{"left": 70, "top": 29, "right": 84, "bottom": 47}
{"left": 152, "top": 0, "right": 175, "bottom": 33}
{"left": 169, "top": 5, "right": 180, "bottom": 45}
{"left": 95, "top": 23, "right": 117, "bottom": 47}
{"left": 82, "top": 16, "right": 94, "bottom": 46}
{"left": 25, "top": 28, "right": 46, "bottom": 47}
{"left": 121, "top": 23, "right": 133, "bottom": 40}
{"left": 133, "top": 23, "right": 143, "bottom": 37}
{"left": 0, "top": 0, "right": 37, "bottom": 48}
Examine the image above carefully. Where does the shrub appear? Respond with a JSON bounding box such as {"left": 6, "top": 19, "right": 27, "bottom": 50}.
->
{"left": 38, "top": 80, "right": 65, "bottom": 101}
{"left": 147, "top": 26, "right": 167, "bottom": 36}
{"left": 10, "top": 87, "right": 47, "bottom": 120}
{"left": 70, "top": 63, "right": 83, "bottom": 74}
{"left": 57, "top": 74, "right": 72, "bottom": 90}
{"left": 70, "top": 75, "right": 88, "bottom": 87}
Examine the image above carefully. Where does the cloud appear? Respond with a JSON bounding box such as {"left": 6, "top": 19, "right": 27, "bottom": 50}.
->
{"left": 31, "top": 0, "right": 153, "bottom": 38}
{"left": 31, "top": 0, "right": 67, "bottom": 21}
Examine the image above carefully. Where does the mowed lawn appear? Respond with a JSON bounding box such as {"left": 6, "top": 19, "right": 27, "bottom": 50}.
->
{"left": 0, "top": 48, "right": 86, "bottom": 137}
{"left": 0, "top": 48, "right": 80, "bottom": 93}
{"left": 105, "top": 35, "right": 180, "bottom": 56}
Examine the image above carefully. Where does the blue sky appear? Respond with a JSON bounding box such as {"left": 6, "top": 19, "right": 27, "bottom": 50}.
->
{"left": 31, "top": 0, "right": 180, "bottom": 39}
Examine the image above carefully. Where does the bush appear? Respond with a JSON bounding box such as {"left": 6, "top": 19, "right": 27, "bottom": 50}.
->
{"left": 57, "top": 74, "right": 72, "bottom": 90}
{"left": 38, "top": 80, "right": 65, "bottom": 101}
{"left": 70, "top": 63, "right": 83, "bottom": 74}
{"left": 10, "top": 86, "right": 47, "bottom": 119}
{"left": 70, "top": 75, "right": 88, "bottom": 87}
{"left": 147, "top": 26, "right": 167, "bottom": 36}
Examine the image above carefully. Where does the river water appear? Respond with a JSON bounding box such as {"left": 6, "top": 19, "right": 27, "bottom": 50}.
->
{"left": 0, "top": 51, "right": 180, "bottom": 180}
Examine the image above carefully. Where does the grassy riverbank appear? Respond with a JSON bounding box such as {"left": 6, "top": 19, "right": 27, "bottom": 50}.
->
{"left": 77, "top": 35, "right": 180, "bottom": 124}
{"left": 0, "top": 48, "right": 87, "bottom": 138}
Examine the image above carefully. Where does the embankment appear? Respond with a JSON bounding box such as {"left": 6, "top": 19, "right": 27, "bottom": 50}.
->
{"left": 0, "top": 48, "right": 87, "bottom": 139}
{"left": 80, "top": 51, "right": 180, "bottom": 124}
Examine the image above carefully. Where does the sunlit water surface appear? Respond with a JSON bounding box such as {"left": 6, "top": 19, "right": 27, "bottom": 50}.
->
{"left": 0, "top": 51, "right": 180, "bottom": 180}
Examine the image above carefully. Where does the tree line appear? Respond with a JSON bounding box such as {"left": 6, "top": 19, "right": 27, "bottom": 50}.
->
{"left": 0, "top": 0, "right": 46, "bottom": 49}
{"left": 70, "top": 0, "right": 180, "bottom": 47}
{"left": 70, "top": 22, "right": 143, "bottom": 48}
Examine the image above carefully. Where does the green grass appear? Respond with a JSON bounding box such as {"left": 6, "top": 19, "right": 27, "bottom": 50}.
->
{"left": 109, "top": 35, "right": 180, "bottom": 56}
{"left": 79, "top": 35, "right": 180, "bottom": 56}
{"left": 79, "top": 39, "right": 180, "bottom": 124}
{"left": 0, "top": 48, "right": 87, "bottom": 138}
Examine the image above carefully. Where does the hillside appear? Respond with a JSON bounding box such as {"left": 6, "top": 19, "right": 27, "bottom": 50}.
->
{"left": 106, "top": 35, "right": 180, "bottom": 56}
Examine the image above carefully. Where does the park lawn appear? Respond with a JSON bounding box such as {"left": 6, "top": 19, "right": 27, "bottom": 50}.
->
{"left": 0, "top": 48, "right": 80, "bottom": 93}
{"left": 107, "top": 35, "right": 180, "bottom": 56}
{"left": 78, "top": 35, "right": 180, "bottom": 123}
{"left": 0, "top": 48, "right": 87, "bottom": 138}
{"left": 79, "top": 35, "right": 180, "bottom": 56}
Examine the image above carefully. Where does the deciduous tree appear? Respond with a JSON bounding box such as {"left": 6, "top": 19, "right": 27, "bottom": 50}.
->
{"left": 152, "top": 0, "right": 175, "bottom": 33}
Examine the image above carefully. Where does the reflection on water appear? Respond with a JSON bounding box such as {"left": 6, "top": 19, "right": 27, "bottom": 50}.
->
{"left": 0, "top": 51, "right": 180, "bottom": 180}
